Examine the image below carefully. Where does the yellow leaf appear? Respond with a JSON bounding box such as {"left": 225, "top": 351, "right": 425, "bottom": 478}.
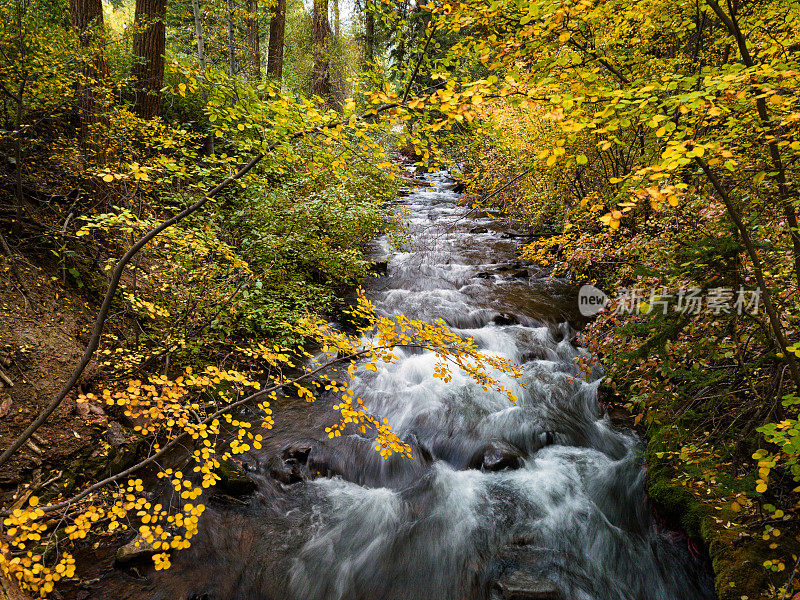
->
{"left": 756, "top": 482, "right": 768, "bottom": 493}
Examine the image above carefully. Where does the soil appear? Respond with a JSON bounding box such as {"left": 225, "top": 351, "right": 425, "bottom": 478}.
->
{"left": 0, "top": 251, "right": 107, "bottom": 502}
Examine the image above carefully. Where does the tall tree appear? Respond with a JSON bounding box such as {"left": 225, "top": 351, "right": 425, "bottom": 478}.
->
{"left": 131, "top": 0, "right": 166, "bottom": 119}
{"left": 363, "top": 1, "right": 374, "bottom": 68}
{"left": 246, "top": 0, "right": 260, "bottom": 80}
{"left": 227, "top": 0, "right": 236, "bottom": 79}
{"left": 190, "top": 0, "right": 213, "bottom": 154}
{"left": 266, "top": 0, "right": 285, "bottom": 79}
{"left": 69, "top": 0, "right": 104, "bottom": 43}
{"left": 69, "top": 0, "right": 108, "bottom": 131}
{"left": 312, "top": 0, "right": 333, "bottom": 103}
{"left": 333, "top": 0, "right": 340, "bottom": 40}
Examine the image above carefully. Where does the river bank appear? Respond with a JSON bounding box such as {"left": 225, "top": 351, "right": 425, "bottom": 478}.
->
{"left": 452, "top": 150, "right": 800, "bottom": 600}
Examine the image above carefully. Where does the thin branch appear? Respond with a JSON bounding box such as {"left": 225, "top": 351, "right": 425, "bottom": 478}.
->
{"left": 0, "top": 102, "right": 401, "bottom": 471}
{"left": 695, "top": 155, "right": 800, "bottom": 392}
{"left": 402, "top": 21, "right": 437, "bottom": 103}
{"left": 0, "top": 343, "right": 403, "bottom": 516}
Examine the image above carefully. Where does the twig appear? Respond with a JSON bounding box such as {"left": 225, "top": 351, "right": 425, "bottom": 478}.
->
{"left": 780, "top": 552, "right": 800, "bottom": 600}
{"left": 446, "top": 168, "right": 533, "bottom": 229}
{"left": 0, "top": 367, "right": 12, "bottom": 387}
{"left": 0, "top": 230, "right": 36, "bottom": 312}
{"left": 0, "top": 344, "right": 381, "bottom": 516}
{"left": 402, "top": 21, "right": 437, "bottom": 104}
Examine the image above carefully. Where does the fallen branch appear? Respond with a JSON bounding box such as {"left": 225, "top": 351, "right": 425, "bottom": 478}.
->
{"left": 0, "top": 230, "right": 37, "bottom": 313}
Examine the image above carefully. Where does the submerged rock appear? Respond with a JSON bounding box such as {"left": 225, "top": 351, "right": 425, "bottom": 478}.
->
{"left": 495, "top": 571, "right": 563, "bottom": 600}
{"left": 281, "top": 440, "right": 315, "bottom": 464}
{"left": 268, "top": 456, "right": 304, "bottom": 485}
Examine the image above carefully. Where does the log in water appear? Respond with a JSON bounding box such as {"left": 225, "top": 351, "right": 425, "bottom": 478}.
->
{"left": 101, "top": 171, "right": 714, "bottom": 600}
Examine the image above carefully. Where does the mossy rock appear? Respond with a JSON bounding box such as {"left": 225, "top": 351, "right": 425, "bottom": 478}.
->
{"left": 645, "top": 425, "right": 776, "bottom": 600}
{"left": 108, "top": 439, "right": 145, "bottom": 476}
{"left": 214, "top": 459, "right": 257, "bottom": 496}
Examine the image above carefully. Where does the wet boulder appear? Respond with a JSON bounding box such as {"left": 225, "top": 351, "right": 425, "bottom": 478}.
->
{"left": 268, "top": 441, "right": 318, "bottom": 485}
{"left": 268, "top": 455, "right": 304, "bottom": 485}
{"left": 469, "top": 440, "right": 524, "bottom": 472}
{"left": 371, "top": 260, "right": 389, "bottom": 275}
{"left": 492, "top": 545, "right": 564, "bottom": 600}
{"left": 275, "top": 440, "right": 346, "bottom": 482}
{"left": 215, "top": 459, "right": 257, "bottom": 496}
{"left": 115, "top": 535, "right": 155, "bottom": 567}
{"left": 493, "top": 313, "right": 519, "bottom": 326}
{"left": 281, "top": 440, "right": 315, "bottom": 464}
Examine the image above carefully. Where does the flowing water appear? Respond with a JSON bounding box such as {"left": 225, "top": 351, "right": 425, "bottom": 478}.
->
{"left": 100, "top": 172, "right": 714, "bottom": 600}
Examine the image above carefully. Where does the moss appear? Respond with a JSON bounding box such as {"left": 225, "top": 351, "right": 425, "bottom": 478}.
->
{"left": 708, "top": 533, "right": 771, "bottom": 600}
{"left": 108, "top": 439, "right": 145, "bottom": 476}
{"left": 214, "top": 459, "right": 256, "bottom": 496}
{"left": 644, "top": 424, "right": 775, "bottom": 600}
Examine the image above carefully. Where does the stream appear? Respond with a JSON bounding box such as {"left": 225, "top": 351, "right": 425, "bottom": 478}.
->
{"left": 97, "top": 171, "right": 715, "bottom": 600}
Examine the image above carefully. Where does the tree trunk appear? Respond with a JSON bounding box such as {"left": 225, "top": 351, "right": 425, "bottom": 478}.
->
{"left": 131, "top": 0, "right": 166, "bottom": 120}
{"left": 312, "top": 0, "right": 333, "bottom": 102}
{"left": 706, "top": 0, "right": 800, "bottom": 292}
{"left": 191, "top": 0, "right": 213, "bottom": 154}
{"left": 266, "top": 0, "right": 286, "bottom": 79}
{"left": 333, "top": 0, "right": 340, "bottom": 40}
{"left": 69, "top": 0, "right": 105, "bottom": 38}
{"left": 69, "top": 0, "right": 107, "bottom": 135}
{"left": 696, "top": 156, "right": 800, "bottom": 393}
{"left": 363, "top": 4, "right": 374, "bottom": 67}
{"left": 246, "top": 0, "right": 260, "bottom": 80}
{"left": 227, "top": 0, "right": 236, "bottom": 78}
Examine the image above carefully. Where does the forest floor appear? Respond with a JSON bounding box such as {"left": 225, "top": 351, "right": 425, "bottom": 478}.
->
{"left": 0, "top": 253, "right": 107, "bottom": 499}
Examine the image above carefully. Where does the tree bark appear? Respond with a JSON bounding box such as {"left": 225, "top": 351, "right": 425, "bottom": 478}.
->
{"left": 131, "top": 0, "right": 166, "bottom": 120}
{"left": 706, "top": 0, "right": 800, "bottom": 291}
{"left": 69, "top": 0, "right": 104, "bottom": 38}
{"left": 69, "top": 0, "right": 108, "bottom": 136}
{"left": 191, "top": 0, "right": 213, "bottom": 154}
{"left": 333, "top": 0, "right": 340, "bottom": 40}
{"left": 227, "top": 0, "right": 236, "bottom": 78}
{"left": 266, "top": 0, "right": 286, "bottom": 79}
{"left": 364, "top": 4, "right": 374, "bottom": 67}
{"left": 696, "top": 156, "right": 800, "bottom": 393}
{"left": 246, "top": 0, "right": 261, "bottom": 80}
{"left": 312, "top": 0, "right": 334, "bottom": 104}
